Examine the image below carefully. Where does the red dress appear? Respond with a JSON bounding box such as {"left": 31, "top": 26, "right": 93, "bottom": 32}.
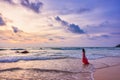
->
{"left": 82, "top": 52, "right": 89, "bottom": 65}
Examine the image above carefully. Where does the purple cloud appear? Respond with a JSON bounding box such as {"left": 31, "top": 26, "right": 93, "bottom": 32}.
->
{"left": 48, "top": 36, "right": 65, "bottom": 41}
{"left": 55, "top": 36, "right": 65, "bottom": 40}
{"left": 68, "top": 24, "right": 85, "bottom": 34}
{"left": 55, "top": 16, "right": 68, "bottom": 25}
{"left": 2, "top": 0, "right": 43, "bottom": 13}
{"left": 85, "top": 20, "right": 120, "bottom": 35}
{"left": 88, "top": 34, "right": 110, "bottom": 40}
{"left": 0, "top": 16, "right": 5, "bottom": 26}
{"left": 21, "top": 0, "right": 43, "bottom": 13}
{"left": 101, "top": 35, "right": 109, "bottom": 38}
{"left": 55, "top": 16, "right": 85, "bottom": 34}
{"left": 49, "top": 38, "right": 53, "bottom": 41}
{"left": 59, "top": 8, "right": 91, "bottom": 15}
{"left": 77, "top": 8, "right": 91, "bottom": 14}
{"left": 111, "top": 32, "right": 120, "bottom": 35}
{"left": 12, "top": 26, "right": 22, "bottom": 33}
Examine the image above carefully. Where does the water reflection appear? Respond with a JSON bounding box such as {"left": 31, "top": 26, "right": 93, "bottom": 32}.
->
{"left": 82, "top": 64, "right": 95, "bottom": 80}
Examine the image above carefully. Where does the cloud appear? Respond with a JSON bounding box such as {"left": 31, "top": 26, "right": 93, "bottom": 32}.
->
{"left": 3, "top": 0, "right": 15, "bottom": 5}
{"left": 68, "top": 24, "right": 85, "bottom": 34}
{"left": 20, "top": 0, "right": 43, "bottom": 13}
{"left": 76, "top": 8, "right": 91, "bottom": 14}
{"left": 49, "top": 38, "right": 53, "bottom": 41}
{"left": 59, "top": 8, "right": 91, "bottom": 15}
{"left": 55, "top": 16, "right": 85, "bottom": 34}
{"left": 0, "top": 14, "right": 49, "bottom": 45}
{"left": 12, "top": 26, "right": 23, "bottom": 33}
{"left": 87, "top": 33, "right": 110, "bottom": 40}
{"left": 0, "top": 28, "right": 49, "bottom": 44}
{"left": 54, "top": 36, "right": 65, "bottom": 40}
{"left": 55, "top": 16, "right": 68, "bottom": 25}
{"left": 85, "top": 20, "right": 120, "bottom": 35}
{"left": 0, "top": 16, "right": 6, "bottom": 26}
{"left": 2, "top": 0, "right": 43, "bottom": 13}
{"left": 48, "top": 36, "right": 65, "bottom": 41}
{"left": 111, "top": 32, "right": 120, "bottom": 35}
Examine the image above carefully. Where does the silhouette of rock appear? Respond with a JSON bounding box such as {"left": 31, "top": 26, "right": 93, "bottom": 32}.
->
{"left": 21, "top": 50, "right": 29, "bottom": 54}
{"left": 115, "top": 44, "right": 120, "bottom": 47}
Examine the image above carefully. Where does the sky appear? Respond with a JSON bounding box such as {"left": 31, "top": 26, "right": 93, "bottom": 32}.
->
{"left": 0, "top": 0, "right": 120, "bottom": 47}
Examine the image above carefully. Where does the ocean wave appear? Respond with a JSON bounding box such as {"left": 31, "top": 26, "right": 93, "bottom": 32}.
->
{"left": 0, "top": 68, "right": 78, "bottom": 73}
{"left": 0, "top": 56, "right": 68, "bottom": 63}
{"left": 49, "top": 47, "right": 82, "bottom": 50}
{"left": 0, "top": 47, "right": 120, "bottom": 62}
{"left": 10, "top": 48, "right": 25, "bottom": 50}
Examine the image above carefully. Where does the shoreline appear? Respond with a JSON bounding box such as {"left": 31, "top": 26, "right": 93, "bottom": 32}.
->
{"left": 0, "top": 57, "right": 120, "bottom": 80}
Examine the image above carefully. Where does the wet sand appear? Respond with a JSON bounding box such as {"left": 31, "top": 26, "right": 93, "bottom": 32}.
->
{"left": 94, "top": 65, "right": 120, "bottom": 80}
{"left": 0, "top": 57, "right": 120, "bottom": 80}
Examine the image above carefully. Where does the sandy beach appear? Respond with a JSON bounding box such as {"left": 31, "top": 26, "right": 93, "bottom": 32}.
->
{"left": 0, "top": 57, "right": 120, "bottom": 80}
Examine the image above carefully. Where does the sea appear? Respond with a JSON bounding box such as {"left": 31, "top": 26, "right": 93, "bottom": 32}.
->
{"left": 0, "top": 47, "right": 120, "bottom": 62}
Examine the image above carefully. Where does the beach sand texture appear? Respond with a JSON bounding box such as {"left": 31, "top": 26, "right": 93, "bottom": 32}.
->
{"left": 0, "top": 57, "right": 120, "bottom": 80}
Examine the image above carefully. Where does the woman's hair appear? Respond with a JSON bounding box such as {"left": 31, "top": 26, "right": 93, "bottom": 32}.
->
{"left": 82, "top": 48, "right": 85, "bottom": 53}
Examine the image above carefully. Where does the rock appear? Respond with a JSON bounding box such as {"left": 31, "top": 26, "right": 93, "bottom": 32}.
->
{"left": 21, "top": 50, "right": 29, "bottom": 54}
{"left": 15, "top": 51, "right": 20, "bottom": 53}
{"left": 115, "top": 44, "right": 120, "bottom": 47}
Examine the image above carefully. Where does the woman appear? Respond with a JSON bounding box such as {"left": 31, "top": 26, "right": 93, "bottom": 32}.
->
{"left": 82, "top": 48, "right": 89, "bottom": 65}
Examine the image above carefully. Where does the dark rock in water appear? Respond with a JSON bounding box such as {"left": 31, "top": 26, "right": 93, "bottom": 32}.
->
{"left": 0, "top": 49, "right": 7, "bottom": 51}
{"left": 115, "top": 44, "right": 120, "bottom": 47}
{"left": 15, "top": 51, "right": 20, "bottom": 53}
{"left": 21, "top": 50, "right": 29, "bottom": 54}
{"left": 40, "top": 48, "right": 43, "bottom": 50}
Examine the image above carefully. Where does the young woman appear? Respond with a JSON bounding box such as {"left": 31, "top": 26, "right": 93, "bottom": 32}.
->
{"left": 82, "top": 48, "right": 89, "bottom": 65}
